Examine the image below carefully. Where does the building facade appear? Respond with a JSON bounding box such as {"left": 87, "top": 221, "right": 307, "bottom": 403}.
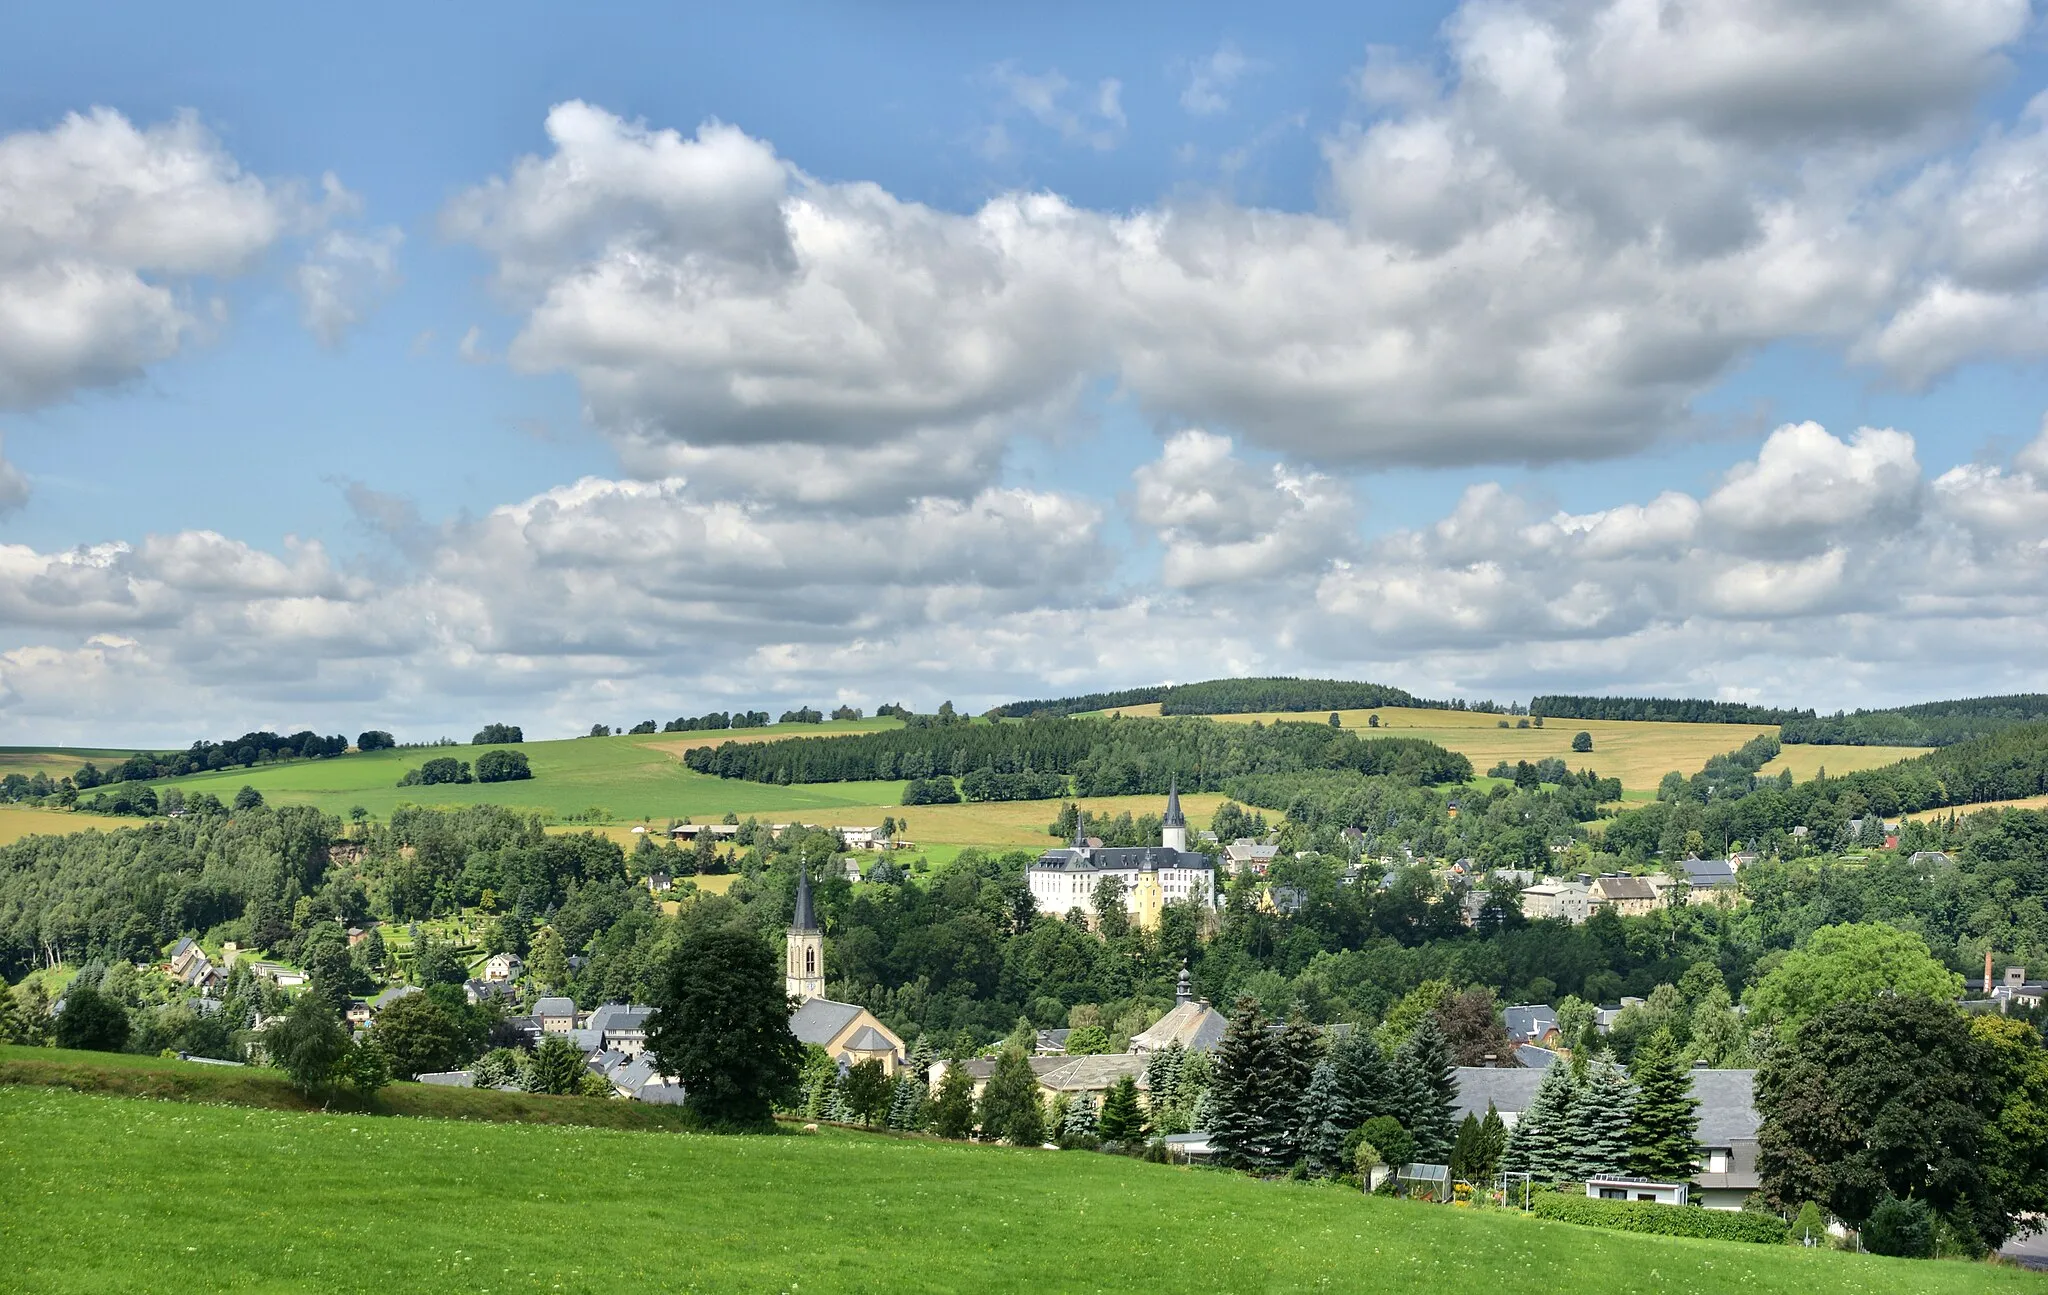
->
{"left": 1027, "top": 781, "right": 1215, "bottom": 930}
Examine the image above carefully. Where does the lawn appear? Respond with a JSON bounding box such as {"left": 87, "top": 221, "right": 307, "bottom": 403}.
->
{"left": 0, "top": 1083, "right": 2023, "bottom": 1295}
{"left": 1087, "top": 704, "right": 1922, "bottom": 796}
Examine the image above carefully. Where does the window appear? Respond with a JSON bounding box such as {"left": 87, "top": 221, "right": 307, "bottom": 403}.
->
{"left": 1599, "top": 1188, "right": 1626, "bottom": 1200}
{"left": 1636, "top": 1193, "right": 1657, "bottom": 1202}
{"left": 805, "top": 948, "right": 816, "bottom": 976}
{"left": 1706, "top": 1150, "right": 1728, "bottom": 1175}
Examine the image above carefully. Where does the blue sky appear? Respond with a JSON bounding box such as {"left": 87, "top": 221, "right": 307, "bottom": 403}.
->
{"left": 5, "top": 0, "right": 2048, "bottom": 742}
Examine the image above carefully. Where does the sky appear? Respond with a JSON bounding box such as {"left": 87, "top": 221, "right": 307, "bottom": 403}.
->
{"left": 6, "top": 0, "right": 2048, "bottom": 744}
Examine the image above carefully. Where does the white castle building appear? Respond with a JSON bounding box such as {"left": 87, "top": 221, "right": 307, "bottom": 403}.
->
{"left": 1028, "top": 779, "right": 1216, "bottom": 930}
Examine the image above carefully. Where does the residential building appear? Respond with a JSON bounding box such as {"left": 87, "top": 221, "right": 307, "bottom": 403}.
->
{"left": 1519, "top": 880, "right": 1590, "bottom": 923}
{"left": 1590, "top": 873, "right": 1661, "bottom": 917}
{"left": 1503, "top": 1004, "right": 1558, "bottom": 1045}
{"left": 1589, "top": 1177, "right": 1688, "bottom": 1205}
{"left": 483, "top": 952, "right": 524, "bottom": 983}
{"left": 1223, "top": 839, "right": 1280, "bottom": 875}
{"left": 1680, "top": 857, "right": 1739, "bottom": 905}
{"left": 534, "top": 996, "right": 578, "bottom": 1033}
{"left": 668, "top": 822, "right": 741, "bottom": 842}
{"left": 371, "top": 984, "right": 422, "bottom": 1013}
{"left": 1028, "top": 781, "right": 1214, "bottom": 929}
{"left": 582, "top": 1003, "right": 654, "bottom": 1056}
{"left": 464, "top": 978, "right": 514, "bottom": 1006}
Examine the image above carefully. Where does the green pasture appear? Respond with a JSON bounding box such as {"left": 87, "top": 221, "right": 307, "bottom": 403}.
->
{"left": 1, "top": 1083, "right": 2022, "bottom": 1295}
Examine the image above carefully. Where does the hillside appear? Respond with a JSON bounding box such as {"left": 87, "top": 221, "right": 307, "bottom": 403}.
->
{"left": 0, "top": 1083, "right": 2022, "bottom": 1295}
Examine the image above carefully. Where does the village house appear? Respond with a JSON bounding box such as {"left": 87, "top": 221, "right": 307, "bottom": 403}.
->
{"left": 1223, "top": 839, "right": 1280, "bottom": 875}
{"left": 482, "top": 952, "right": 524, "bottom": 983}
{"left": 1028, "top": 782, "right": 1215, "bottom": 930}
{"left": 1679, "top": 857, "right": 1740, "bottom": 905}
{"left": 1589, "top": 873, "right": 1661, "bottom": 917}
{"left": 534, "top": 996, "right": 578, "bottom": 1033}
{"left": 1503, "top": 1004, "right": 1558, "bottom": 1046}
{"left": 1519, "top": 880, "right": 1590, "bottom": 923}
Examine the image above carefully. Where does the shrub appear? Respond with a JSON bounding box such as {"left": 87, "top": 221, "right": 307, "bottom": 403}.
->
{"left": 357, "top": 730, "right": 396, "bottom": 751}
{"left": 1788, "top": 1201, "right": 1828, "bottom": 1247}
{"left": 1358, "top": 1116, "right": 1413, "bottom": 1170}
{"left": 1530, "top": 1193, "right": 1788, "bottom": 1244}
{"left": 398, "top": 756, "right": 471, "bottom": 787}
{"left": 475, "top": 750, "right": 533, "bottom": 783}
{"left": 472, "top": 723, "right": 523, "bottom": 745}
{"left": 902, "top": 777, "right": 961, "bottom": 805}
{"left": 1862, "top": 1196, "right": 1933, "bottom": 1258}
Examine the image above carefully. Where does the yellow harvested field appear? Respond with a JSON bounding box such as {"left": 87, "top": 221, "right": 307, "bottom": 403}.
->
{"left": 1905, "top": 793, "right": 2048, "bottom": 821}
{"left": 1088, "top": 702, "right": 1927, "bottom": 794}
{"left": 0, "top": 806, "right": 130, "bottom": 846}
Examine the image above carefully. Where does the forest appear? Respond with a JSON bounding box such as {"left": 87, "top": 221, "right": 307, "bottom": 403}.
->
{"left": 990, "top": 676, "right": 1436, "bottom": 718}
{"left": 1778, "top": 694, "right": 2048, "bottom": 747}
{"left": 1528, "top": 695, "right": 1812, "bottom": 725}
{"left": 684, "top": 714, "right": 1473, "bottom": 796}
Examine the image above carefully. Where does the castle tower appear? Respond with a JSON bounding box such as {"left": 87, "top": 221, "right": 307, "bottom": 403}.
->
{"left": 1134, "top": 851, "right": 1165, "bottom": 933}
{"left": 1161, "top": 775, "right": 1188, "bottom": 853}
{"left": 786, "top": 855, "right": 825, "bottom": 1002}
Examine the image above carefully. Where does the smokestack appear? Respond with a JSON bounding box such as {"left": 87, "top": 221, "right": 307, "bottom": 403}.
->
{"left": 1987, "top": 949, "right": 1995, "bottom": 995}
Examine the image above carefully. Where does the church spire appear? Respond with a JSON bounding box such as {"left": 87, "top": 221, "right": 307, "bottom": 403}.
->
{"left": 791, "top": 851, "right": 817, "bottom": 932}
{"left": 785, "top": 849, "right": 824, "bottom": 1002}
{"left": 1162, "top": 774, "right": 1186, "bottom": 829}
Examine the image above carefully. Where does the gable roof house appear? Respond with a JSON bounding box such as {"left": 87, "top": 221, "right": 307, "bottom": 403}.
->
{"left": 788, "top": 997, "right": 906, "bottom": 1074}
{"left": 1503, "top": 1004, "right": 1558, "bottom": 1045}
{"left": 1131, "top": 967, "right": 1230, "bottom": 1053}
{"left": 1519, "top": 880, "right": 1590, "bottom": 924}
{"left": 534, "top": 996, "right": 578, "bottom": 1032}
{"left": 1679, "top": 857, "right": 1740, "bottom": 905}
{"left": 1590, "top": 873, "right": 1662, "bottom": 917}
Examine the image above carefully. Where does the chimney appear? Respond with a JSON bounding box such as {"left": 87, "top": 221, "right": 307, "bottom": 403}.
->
{"left": 1987, "top": 949, "right": 1996, "bottom": 995}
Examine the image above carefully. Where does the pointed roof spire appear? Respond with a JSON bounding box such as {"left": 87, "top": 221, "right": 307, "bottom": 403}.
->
{"left": 1072, "top": 805, "right": 1087, "bottom": 851}
{"left": 791, "top": 851, "right": 817, "bottom": 932}
{"left": 1162, "top": 774, "right": 1186, "bottom": 829}
{"left": 1176, "top": 960, "right": 1192, "bottom": 1006}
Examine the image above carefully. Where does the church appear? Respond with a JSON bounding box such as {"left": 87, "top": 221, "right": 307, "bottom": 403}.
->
{"left": 784, "top": 857, "right": 907, "bottom": 1073}
{"left": 1027, "top": 780, "right": 1216, "bottom": 931}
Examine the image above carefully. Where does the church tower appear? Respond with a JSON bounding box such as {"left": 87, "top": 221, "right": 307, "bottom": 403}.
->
{"left": 786, "top": 855, "right": 825, "bottom": 1002}
{"left": 1161, "top": 774, "right": 1188, "bottom": 853}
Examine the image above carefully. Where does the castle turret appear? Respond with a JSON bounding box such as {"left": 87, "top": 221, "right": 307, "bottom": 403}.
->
{"left": 1134, "top": 850, "right": 1165, "bottom": 933}
{"left": 1161, "top": 775, "right": 1188, "bottom": 853}
{"left": 785, "top": 856, "right": 824, "bottom": 1002}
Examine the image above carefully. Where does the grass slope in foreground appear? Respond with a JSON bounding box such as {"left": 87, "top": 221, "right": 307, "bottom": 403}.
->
{"left": 1, "top": 1087, "right": 2020, "bottom": 1295}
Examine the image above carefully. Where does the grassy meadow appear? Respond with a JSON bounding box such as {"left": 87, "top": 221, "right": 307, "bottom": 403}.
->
{"left": 1, "top": 1082, "right": 2023, "bottom": 1295}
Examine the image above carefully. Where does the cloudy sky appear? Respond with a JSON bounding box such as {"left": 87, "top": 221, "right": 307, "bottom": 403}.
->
{"left": 6, "top": 0, "right": 2048, "bottom": 744}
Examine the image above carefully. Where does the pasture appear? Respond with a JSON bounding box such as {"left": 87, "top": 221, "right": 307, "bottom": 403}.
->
{"left": 0, "top": 1081, "right": 2020, "bottom": 1295}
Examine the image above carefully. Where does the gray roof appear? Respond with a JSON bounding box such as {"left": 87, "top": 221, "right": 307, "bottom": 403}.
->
{"left": 842, "top": 1025, "right": 895, "bottom": 1053}
{"left": 789, "top": 997, "right": 865, "bottom": 1047}
{"left": 1595, "top": 874, "right": 1659, "bottom": 901}
{"left": 1036, "top": 1052, "right": 1148, "bottom": 1092}
{"left": 1451, "top": 1066, "right": 1547, "bottom": 1122}
{"left": 791, "top": 858, "right": 818, "bottom": 932}
{"left": 371, "top": 984, "right": 422, "bottom": 1009}
{"left": 170, "top": 937, "right": 197, "bottom": 958}
{"left": 1504, "top": 1004, "right": 1557, "bottom": 1041}
{"left": 1033, "top": 844, "right": 1213, "bottom": 873}
{"left": 1131, "top": 1000, "right": 1229, "bottom": 1053}
{"left": 1681, "top": 857, "right": 1737, "bottom": 887}
{"left": 1162, "top": 776, "right": 1186, "bottom": 829}
{"left": 533, "top": 996, "right": 576, "bottom": 1019}
{"left": 1515, "top": 1044, "right": 1559, "bottom": 1068}
{"left": 586, "top": 1003, "right": 653, "bottom": 1034}
{"left": 609, "top": 1055, "right": 687, "bottom": 1104}
{"left": 1691, "top": 1069, "right": 1759, "bottom": 1146}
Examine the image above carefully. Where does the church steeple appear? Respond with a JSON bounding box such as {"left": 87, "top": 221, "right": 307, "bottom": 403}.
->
{"left": 785, "top": 852, "right": 824, "bottom": 1002}
{"left": 1161, "top": 775, "right": 1188, "bottom": 853}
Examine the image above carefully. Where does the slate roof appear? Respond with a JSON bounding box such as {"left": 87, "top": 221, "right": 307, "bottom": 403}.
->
{"left": 371, "top": 984, "right": 422, "bottom": 1010}
{"left": 1690, "top": 1069, "right": 1759, "bottom": 1146}
{"left": 1594, "top": 874, "right": 1659, "bottom": 901}
{"left": 1036, "top": 1052, "right": 1148, "bottom": 1092}
{"left": 1162, "top": 776, "right": 1186, "bottom": 829}
{"left": 842, "top": 1025, "right": 895, "bottom": 1053}
{"left": 789, "top": 997, "right": 865, "bottom": 1047}
{"left": 791, "top": 858, "right": 818, "bottom": 931}
{"left": 1681, "top": 857, "right": 1737, "bottom": 888}
{"left": 609, "top": 1054, "right": 687, "bottom": 1104}
{"left": 586, "top": 1003, "right": 653, "bottom": 1035}
{"left": 533, "top": 996, "right": 576, "bottom": 1020}
{"left": 1451, "top": 1066, "right": 1547, "bottom": 1123}
{"left": 1131, "top": 1000, "right": 1229, "bottom": 1053}
{"left": 1503, "top": 1004, "right": 1557, "bottom": 1041}
{"left": 1032, "top": 845, "right": 1213, "bottom": 873}
{"left": 1515, "top": 1044, "right": 1559, "bottom": 1068}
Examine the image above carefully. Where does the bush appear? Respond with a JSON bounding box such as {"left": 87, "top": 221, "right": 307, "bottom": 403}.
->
{"left": 902, "top": 777, "right": 961, "bottom": 805}
{"left": 1572, "top": 731, "right": 1593, "bottom": 753}
{"left": 1788, "top": 1201, "right": 1828, "bottom": 1247}
{"left": 357, "top": 730, "right": 396, "bottom": 751}
{"left": 1357, "top": 1116, "right": 1413, "bottom": 1170}
{"left": 53, "top": 983, "right": 130, "bottom": 1052}
{"left": 472, "top": 723, "right": 523, "bottom": 745}
{"left": 398, "top": 757, "right": 471, "bottom": 787}
{"left": 475, "top": 750, "right": 533, "bottom": 783}
{"left": 1530, "top": 1193, "right": 1788, "bottom": 1244}
{"left": 1862, "top": 1196, "right": 1933, "bottom": 1258}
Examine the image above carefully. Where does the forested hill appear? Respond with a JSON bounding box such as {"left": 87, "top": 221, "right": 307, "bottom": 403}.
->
{"left": 1779, "top": 694, "right": 2048, "bottom": 747}
{"left": 992, "top": 677, "right": 1434, "bottom": 718}
{"left": 1528, "top": 695, "right": 1814, "bottom": 725}
{"left": 684, "top": 715, "right": 1473, "bottom": 794}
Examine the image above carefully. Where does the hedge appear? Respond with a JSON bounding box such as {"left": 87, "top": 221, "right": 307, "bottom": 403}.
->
{"left": 1531, "top": 1193, "right": 1788, "bottom": 1245}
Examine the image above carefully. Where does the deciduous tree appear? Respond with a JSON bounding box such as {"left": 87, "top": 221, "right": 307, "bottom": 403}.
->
{"left": 646, "top": 927, "right": 801, "bottom": 1130}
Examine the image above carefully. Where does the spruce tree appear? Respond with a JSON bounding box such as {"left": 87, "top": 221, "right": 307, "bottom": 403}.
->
{"left": 1450, "top": 1114, "right": 1482, "bottom": 1181}
{"left": 1061, "top": 1090, "right": 1100, "bottom": 1143}
{"left": 886, "top": 1073, "right": 926, "bottom": 1131}
{"left": 1299, "top": 1030, "right": 1392, "bottom": 1174}
{"left": 976, "top": 1047, "right": 1046, "bottom": 1145}
{"left": 1099, "top": 1074, "right": 1147, "bottom": 1143}
{"left": 1627, "top": 1031, "right": 1702, "bottom": 1180}
{"left": 928, "top": 1059, "right": 977, "bottom": 1140}
{"left": 1272, "top": 1012, "right": 1325, "bottom": 1166}
{"left": 1209, "top": 996, "right": 1286, "bottom": 1171}
{"left": 1394, "top": 1016, "right": 1458, "bottom": 1162}
{"left": 1565, "top": 1063, "right": 1638, "bottom": 1180}
{"left": 1504, "top": 1061, "right": 1578, "bottom": 1181}
{"left": 907, "top": 1034, "right": 936, "bottom": 1084}
{"left": 1477, "top": 1103, "right": 1509, "bottom": 1181}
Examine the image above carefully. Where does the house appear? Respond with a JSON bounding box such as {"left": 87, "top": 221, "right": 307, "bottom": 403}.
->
{"left": 167, "top": 938, "right": 220, "bottom": 988}
{"left": 1034, "top": 1028, "right": 1072, "bottom": 1056}
{"left": 1590, "top": 873, "right": 1661, "bottom": 917}
{"left": 345, "top": 926, "right": 373, "bottom": 947}
{"left": 668, "top": 823, "right": 741, "bottom": 842}
{"left": 1589, "top": 1177, "right": 1688, "bottom": 1205}
{"left": 838, "top": 826, "right": 898, "bottom": 852}
{"left": 1257, "top": 884, "right": 1307, "bottom": 916}
{"left": 1131, "top": 968, "right": 1230, "bottom": 1053}
{"left": 482, "top": 952, "right": 524, "bottom": 983}
{"left": 1728, "top": 852, "right": 1760, "bottom": 871}
{"left": 1594, "top": 997, "right": 1644, "bottom": 1033}
{"left": 584, "top": 1003, "right": 654, "bottom": 1056}
{"left": 534, "top": 996, "right": 578, "bottom": 1032}
{"left": 1223, "top": 839, "right": 1280, "bottom": 875}
{"left": 840, "top": 857, "right": 862, "bottom": 883}
{"left": 601, "top": 1053, "right": 686, "bottom": 1104}
{"left": 248, "top": 961, "right": 308, "bottom": 988}
{"left": 1503, "top": 1004, "right": 1558, "bottom": 1045}
{"left": 371, "top": 984, "right": 422, "bottom": 1013}
{"left": 930, "top": 1051, "right": 1148, "bottom": 1106}
{"left": 502, "top": 1013, "right": 543, "bottom": 1046}
{"left": 1519, "top": 880, "right": 1590, "bottom": 924}
{"left": 1909, "top": 850, "right": 1954, "bottom": 867}
{"left": 346, "top": 1000, "right": 372, "bottom": 1028}
{"left": 646, "top": 870, "right": 673, "bottom": 895}
{"left": 463, "top": 978, "right": 514, "bottom": 1006}
{"left": 1991, "top": 965, "right": 2048, "bottom": 1010}
{"left": 789, "top": 997, "right": 905, "bottom": 1073}
{"left": 1680, "top": 857, "right": 1740, "bottom": 905}
{"left": 1028, "top": 783, "right": 1214, "bottom": 929}
{"left": 1453, "top": 1065, "right": 1763, "bottom": 1209}
{"left": 1515, "top": 1044, "right": 1560, "bottom": 1069}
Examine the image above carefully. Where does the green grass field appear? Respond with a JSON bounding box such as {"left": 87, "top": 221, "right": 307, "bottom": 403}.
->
{"left": 0, "top": 1079, "right": 2021, "bottom": 1295}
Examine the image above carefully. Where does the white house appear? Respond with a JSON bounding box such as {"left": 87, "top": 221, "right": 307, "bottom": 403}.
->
{"left": 483, "top": 952, "right": 525, "bottom": 983}
{"left": 1520, "top": 880, "right": 1591, "bottom": 923}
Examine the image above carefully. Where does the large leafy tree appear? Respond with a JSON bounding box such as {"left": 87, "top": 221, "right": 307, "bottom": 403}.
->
{"left": 645, "top": 926, "right": 802, "bottom": 1130}
{"left": 842, "top": 1058, "right": 893, "bottom": 1125}
{"left": 52, "top": 983, "right": 128, "bottom": 1053}
{"left": 976, "top": 1047, "right": 1046, "bottom": 1144}
{"left": 266, "top": 994, "right": 351, "bottom": 1092}
{"left": 1743, "top": 923, "right": 1964, "bottom": 1034}
{"left": 1627, "top": 1032, "right": 1701, "bottom": 1180}
{"left": 928, "top": 1060, "right": 977, "bottom": 1139}
{"left": 1757, "top": 995, "right": 2004, "bottom": 1246}
{"left": 1969, "top": 1015, "right": 2048, "bottom": 1242}
{"left": 368, "top": 992, "right": 474, "bottom": 1079}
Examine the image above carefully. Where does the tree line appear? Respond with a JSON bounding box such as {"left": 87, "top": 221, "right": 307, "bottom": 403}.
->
{"left": 1529, "top": 695, "right": 1814, "bottom": 725}
{"left": 991, "top": 676, "right": 1431, "bottom": 719}
{"left": 1779, "top": 694, "right": 2048, "bottom": 747}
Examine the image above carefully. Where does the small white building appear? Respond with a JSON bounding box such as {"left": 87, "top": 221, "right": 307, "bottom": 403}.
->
{"left": 1588, "top": 1177, "right": 1688, "bottom": 1205}
{"left": 483, "top": 952, "right": 525, "bottom": 983}
{"left": 1520, "top": 880, "right": 1591, "bottom": 924}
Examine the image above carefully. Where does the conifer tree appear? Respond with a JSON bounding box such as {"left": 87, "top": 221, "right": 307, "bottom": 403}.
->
{"left": 886, "top": 1073, "right": 926, "bottom": 1131}
{"left": 907, "top": 1034, "right": 936, "bottom": 1084}
{"left": 1394, "top": 1016, "right": 1458, "bottom": 1162}
{"left": 1477, "top": 1103, "right": 1509, "bottom": 1181}
{"left": 1209, "top": 996, "right": 1287, "bottom": 1171}
{"left": 1504, "top": 1061, "right": 1578, "bottom": 1180}
{"left": 1272, "top": 1011, "right": 1325, "bottom": 1166}
{"left": 1099, "top": 1074, "right": 1147, "bottom": 1143}
{"left": 928, "top": 1059, "right": 977, "bottom": 1140}
{"left": 1450, "top": 1113, "right": 1483, "bottom": 1181}
{"left": 1627, "top": 1031, "right": 1702, "bottom": 1180}
{"left": 1299, "top": 1029, "right": 1391, "bottom": 1174}
{"left": 1061, "top": 1090, "right": 1100, "bottom": 1143}
{"left": 1565, "top": 1063, "right": 1638, "bottom": 1180}
{"left": 824, "top": 1070, "right": 851, "bottom": 1123}
{"left": 976, "top": 1047, "right": 1047, "bottom": 1145}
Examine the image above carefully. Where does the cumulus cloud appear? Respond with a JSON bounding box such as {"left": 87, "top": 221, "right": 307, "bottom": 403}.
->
{"left": 0, "top": 107, "right": 368, "bottom": 406}
{"left": 1131, "top": 430, "right": 1357, "bottom": 586}
{"left": 1181, "top": 44, "right": 1261, "bottom": 117}
{"left": 295, "top": 225, "right": 402, "bottom": 346}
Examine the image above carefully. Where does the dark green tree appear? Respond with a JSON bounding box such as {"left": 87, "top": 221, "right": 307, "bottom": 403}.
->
{"left": 1299, "top": 1029, "right": 1391, "bottom": 1175}
{"left": 1757, "top": 995, "right": 1999, "bottom": 1245}
{"left": 885, "top": 1073, "right": 926, "bottom": 1131}
{"left": 1209, "top": 996, "right": 1288, "bottom": 1171}
{"left": 1358, "top": 1114, "right": 1414, "bottom": 1170}
{"left": 1450, "top": 1114, "right": 1483, "bottom": 1181}
{"left": 369, "top": 992, "right": 475, "bottom": 1079}
{"left": 1565, "top": 1062, "right": 1637, "bottom": 1180}
{"left": 928, "top": 1059, "right": 977, "bottom": 1139}
{"left": 976, "top": 1047, "right": 1046, "bottom": 1145}
{"left": 1393, "top": 1016, "right": 1458, "bottom": 1162}
{"left": 1477, "top": 1104, "right": 1509, "bottom": 1181}
{"left": 233, "top": 785, "right": 264, "bottom": 811}
{"left": 1627, "top": 1031, "right": 1702, "bottom": 1180}
{"left": 52, "top": 983, "right": 129, "bottom": 1052}
{"left": 524, "top": 1034, "right": 591, "bottom": 1095}
{"left": 1504, "top": 1062, "right": 1577, "bottom": 1180}
{"left": 1863, "top": 1197, "right": 1934, "bottom": 1258}
{"left": 842, "top": 1058, "right": 893, "bottom": 1125}
{"left": 645, "top": 926, "right": 802, "bottom": 1130}
{"left": 1098, "top": 1074, "right": 1147, "bottom": 1143}
{"left": 266, "top": 994, "right": 350, "bottom": 1092}
{"left": 1572, "top": 731, "right": 1593, "bottom": 753}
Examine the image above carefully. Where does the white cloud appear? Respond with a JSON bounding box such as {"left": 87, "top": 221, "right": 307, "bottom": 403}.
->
{"left": 0, "top": 107, "right": 363, "bottom": 407}
{"left": 295, "top": 225, "right": 402, "bottom": 346}
{"left": 988, "top": 66, "right": 1127, "bottom": 151}
{"left": 1131, "top": 430, "right": 1357, "bottom": 586}
{"left": 0, "top": 436, "right": 28, "bottom": 514}
{"left": 1181, "top": 44, "right": 1262, "bottom": 117}
{"left": 1703, "top": 422, "right": 1921, "bottom": 551}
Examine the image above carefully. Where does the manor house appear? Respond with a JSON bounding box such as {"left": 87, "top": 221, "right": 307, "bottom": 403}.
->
{"left": 1028, "top": 781, "right": 1215, "bottom": 931}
